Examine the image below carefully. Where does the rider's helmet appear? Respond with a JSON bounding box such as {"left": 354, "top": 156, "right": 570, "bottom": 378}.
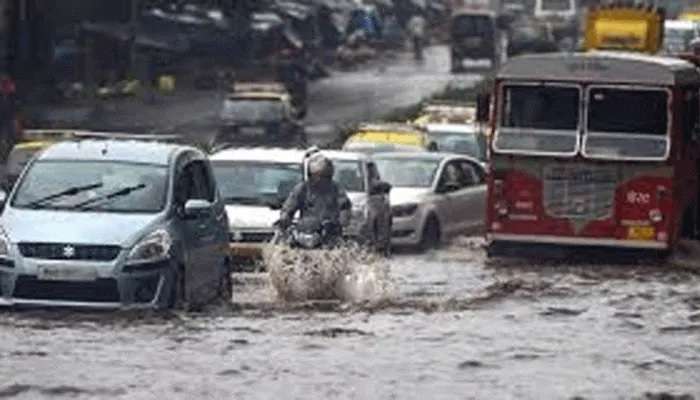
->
{"left": 308, "top": 153, "right": 334, "bottom": 181}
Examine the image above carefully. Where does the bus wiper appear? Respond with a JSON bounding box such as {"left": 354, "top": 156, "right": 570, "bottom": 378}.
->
{"left": 70, "top": 184, "right": 146, "bottom": 210}
{"left": 24, "top": 182, "right": 104, "bottom": 209}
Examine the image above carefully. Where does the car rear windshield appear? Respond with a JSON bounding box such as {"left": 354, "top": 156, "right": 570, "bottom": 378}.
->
{"left": 428, "top": 130, "right": 486, "bottom": 160}
{"left": 495, "top": 84, "right": 580, "bottom": 155}
{"left": 452, "top": 15, "right": 493, "bottom": 37}
{"left": 212, "top": 161, "right": 302, "bottom": 206}
{"left": 374, "top": 158, "right": 440, "bottom": 188}
{"left": 12, "top": 160, "right": 168, "bottom": 213}
{"left": 221, "top": 99, "right": 285, "bottom": 123}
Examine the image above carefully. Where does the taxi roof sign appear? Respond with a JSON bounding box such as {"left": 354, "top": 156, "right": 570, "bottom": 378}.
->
{"left": 583, "top": 4, "right": 665, "bottom": 54}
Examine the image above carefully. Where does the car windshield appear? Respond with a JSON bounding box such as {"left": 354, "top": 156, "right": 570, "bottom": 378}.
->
{"left": 374, "top": 158, "right": 440, "bottom": 188}
{"left": 428, "top": 130, "right": 486, "bottom": 160}
{"left": 332, "top": 160, "right": 366, "bottom": 192}
{"left": 584, "top": 87, "right": 669, "bottom": 160}
{"left": 12, "top": 160, "right": 168, "bottom": 212}
{"left": 541, "top": 0, "right": 572, "bottom": 11}
{"left": 495, "top": 84, "right": 580, "bottom": 155}
{"left": 221, "top": 99, "right": 285, "bottom": 123}
{"left": 212, "top": 161, "right": 302, "bottom": 205}
{"left": 452, "top": 15, "right": 493, "bottom": 37}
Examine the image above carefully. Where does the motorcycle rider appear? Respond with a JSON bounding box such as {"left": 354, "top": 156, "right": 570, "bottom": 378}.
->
{"left": 278, "top": 153, "right": 351, "bottom": 240}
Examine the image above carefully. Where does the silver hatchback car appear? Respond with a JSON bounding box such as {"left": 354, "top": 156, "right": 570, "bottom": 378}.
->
{"left": 0, "top": 139, "right": 231, "bottom": 309}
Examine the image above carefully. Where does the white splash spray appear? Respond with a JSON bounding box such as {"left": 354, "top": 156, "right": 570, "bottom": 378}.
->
{"left": 263, "top": 242, "right": 396, "bottom": 303}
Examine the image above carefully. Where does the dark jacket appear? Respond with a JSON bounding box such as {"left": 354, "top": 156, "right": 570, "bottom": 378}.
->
{"left": 281, "top": 180, "right": 351, "bottom": 225}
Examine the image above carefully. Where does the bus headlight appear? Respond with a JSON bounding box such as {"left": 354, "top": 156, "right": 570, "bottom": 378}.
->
{"left": 649, "top": 209, "right": 663, "bottom": 223}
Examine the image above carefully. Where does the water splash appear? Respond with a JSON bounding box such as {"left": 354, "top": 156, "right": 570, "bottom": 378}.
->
{"left": 262, "top": 242, "right": 396, "bottom": 303}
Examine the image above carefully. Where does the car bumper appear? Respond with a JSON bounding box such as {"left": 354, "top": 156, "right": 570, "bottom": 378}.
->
{"left": 391, "top": 214, "right": 421, "bottom": 246}
{"left": 0, "top": 258, "right": 175, "bottom": 309}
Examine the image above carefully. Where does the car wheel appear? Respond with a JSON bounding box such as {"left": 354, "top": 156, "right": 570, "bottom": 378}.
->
{"left": 167, "top": 265, "right": 186, "bottom": 310}
{"left": 419, "top": 216, "right": 441, "bottom": 251}
{"left": 217, "top": 258, "right": 233, "bottom": 302}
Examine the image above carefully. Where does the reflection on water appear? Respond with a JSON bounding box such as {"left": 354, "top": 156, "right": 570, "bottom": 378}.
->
{"left": 1, "top": 237, "right": 700, "bottom": 399}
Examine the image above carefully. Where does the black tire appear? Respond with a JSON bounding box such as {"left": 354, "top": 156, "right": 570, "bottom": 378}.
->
{"left": 217, "top": 259, "right": 233, "bottom": 302}
{"left": 167, "top": 265, "right": 186, "bottom": 310}
{"left": 419, "top": 216, "right": 441, "bottom": 251}
{"left": 681, "top": 205, "right": 698, "bottom": 239}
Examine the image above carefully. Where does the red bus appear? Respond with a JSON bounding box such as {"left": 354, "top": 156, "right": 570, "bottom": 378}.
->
{"left": 485, "top": 51, "right": 700, "bottom": 254}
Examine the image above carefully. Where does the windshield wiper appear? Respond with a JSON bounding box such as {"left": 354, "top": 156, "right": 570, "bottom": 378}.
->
{"left": 24, "top": 182, "right": 104, "bottom": 209}
{"left": 70, "top": 184, "right": 146, "bottom": 210}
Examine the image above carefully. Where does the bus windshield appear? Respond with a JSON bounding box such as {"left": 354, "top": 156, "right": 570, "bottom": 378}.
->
{"left": 495, "top": 84, "right": 580, "bottom": 155}
{"left": 584, "top": 87, "right": 669, "bottom": 160}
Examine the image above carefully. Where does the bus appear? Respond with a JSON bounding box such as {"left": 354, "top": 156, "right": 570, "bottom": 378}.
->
{"left": 485, "top": 4, "right": 700, "bottom": 255}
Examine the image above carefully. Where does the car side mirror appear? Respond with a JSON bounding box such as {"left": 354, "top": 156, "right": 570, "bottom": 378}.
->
{"left": 371, "top": 181, "right": 392, "bottom": 195}
{"left": 0, "top": 190, "right": 7, "bottom": 208}
{"left": 183, "top": 199, "right": 213, "bottom": 219}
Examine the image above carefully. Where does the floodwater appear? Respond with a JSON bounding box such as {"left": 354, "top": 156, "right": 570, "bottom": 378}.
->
{"left": 1, "top": 238, "right": 699, "bottom": 400}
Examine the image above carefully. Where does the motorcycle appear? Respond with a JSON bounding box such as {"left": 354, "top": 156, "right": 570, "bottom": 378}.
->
{"left": 272, "top": 216, "right": 343, "bottom": 249}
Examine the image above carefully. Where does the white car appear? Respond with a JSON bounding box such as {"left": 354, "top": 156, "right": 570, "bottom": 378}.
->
{"left": 306, "top": 150, "right": 392, "bottom": 253}
{"left": 210, "top": 147, "right": 306, "bottom": 266}
{"left": 373, "top": 152, "right": 486, "bottom": 249}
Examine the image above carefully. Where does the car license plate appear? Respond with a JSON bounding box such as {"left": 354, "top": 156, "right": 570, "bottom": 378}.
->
{"left": 628, "top": 226, "right": 655, "bottom": 241}
{"left": 37, "top": 265, "right": 98, "bottom": 282}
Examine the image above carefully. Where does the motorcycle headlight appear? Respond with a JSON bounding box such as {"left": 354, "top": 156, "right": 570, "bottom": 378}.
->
{"left": 294, "top": 232, "right": 320, "bottom": 249}
{"left": 0, "top": 227, "right": 10, "bottom": 257}
{"left": 392, "top": 203, "right": 418, "bottom": 218}
{"left": 127, "top": 229, "right": 172, "bottom": 264}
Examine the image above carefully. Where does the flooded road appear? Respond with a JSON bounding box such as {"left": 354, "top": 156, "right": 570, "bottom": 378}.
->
{"left": 1, "top": 239, "right": 699, "bottom": 399}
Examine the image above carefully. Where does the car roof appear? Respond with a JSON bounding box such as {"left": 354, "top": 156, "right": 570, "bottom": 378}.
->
{"left": 210, "top": 147, "right": 307, "bottom": 163}
{"left": 426, "top": 123, "right": 478, "bottom": 133}
{"left": 318, "top": 150, "right": 369, "bottom": 162}
{"left": 37, "top": 140, "right": 189, "bottom": 165}
{"left": 665, "top": 20, "right": 697, "bottom": 29}
{"left": 371, "top": 151, "right": 453, "bottom": 161}
{"left": 372, "top": 151, "right": 483, "bottom": 164}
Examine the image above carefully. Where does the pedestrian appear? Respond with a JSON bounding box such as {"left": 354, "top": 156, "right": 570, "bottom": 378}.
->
{"left": 407, "top": 12, "right": 427, "bottom": 60}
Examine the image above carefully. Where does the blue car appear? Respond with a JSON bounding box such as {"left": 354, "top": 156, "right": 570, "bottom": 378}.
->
{"left": 0, "top": 139, "right": 231, "bottom": 309}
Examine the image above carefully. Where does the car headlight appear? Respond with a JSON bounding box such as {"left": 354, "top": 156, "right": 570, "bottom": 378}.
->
{"left": 127, "top": 229, "right": 172, "bottom": 264}
{"left": 392, "top": 203, "right": 418, "bottom": 218}
{"left": 0, "top": 227, "right": 9, "bottom": 257}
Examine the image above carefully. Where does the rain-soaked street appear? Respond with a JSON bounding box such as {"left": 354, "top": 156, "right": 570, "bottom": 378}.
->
{"left": 1, "top": 239, "right": 699, "bottom": 400}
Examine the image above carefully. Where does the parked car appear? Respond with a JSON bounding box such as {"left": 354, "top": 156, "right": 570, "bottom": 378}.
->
{"left": 305, "top": 150, "right": 392, "bottom": 254}
{"left": 210, "top": 147, "right": 306, "bottom": 266}
{"left": 372, "top": 152, "right": 486, "bottom": 249}
{"left": 425, "top": 123, "right": 487, "bottom": 164}
{"left": 214, "top": 82, "right": 305, "bottom": 150}
{"left": 342, "top": 123, "right": 435, "bottom": 154}
{"left": 0, "top": 139, "right": 231, "bottom": 309}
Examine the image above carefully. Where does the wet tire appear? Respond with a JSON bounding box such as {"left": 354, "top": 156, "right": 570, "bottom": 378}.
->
{"left": 681, "top": 205, "right": 698, "bottom": 239}
{"left": 167, "top": 265, "right": 186, "bottom": 310}
{"left": 419, "top": 217, "right": 441, "bottom": 251}
{"left": 217, "top": 259, "right": 233, "bottom": 302}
